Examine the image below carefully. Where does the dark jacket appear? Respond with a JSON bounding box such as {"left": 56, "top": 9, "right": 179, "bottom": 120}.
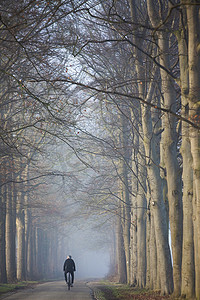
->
{"left": 63, "top": 258, "right": 76, "bottom": 273}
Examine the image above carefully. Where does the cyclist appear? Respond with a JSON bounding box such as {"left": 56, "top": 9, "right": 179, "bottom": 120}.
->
{"left": 63, "top": 255, "right": 76, "bottom": 287}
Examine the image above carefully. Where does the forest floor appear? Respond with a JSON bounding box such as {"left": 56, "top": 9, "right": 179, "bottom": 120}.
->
{"left": 89, "top": 281, "right": 174, "bottom": 300}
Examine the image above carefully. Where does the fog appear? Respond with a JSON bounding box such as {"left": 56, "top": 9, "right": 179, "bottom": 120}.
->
{"left": 56, "top": 205, "right": 112, "bottom": 281}
{"left": 43, "top": 136, "right": 116, "bottom": 281}
{"left": 71, "top": 250, "right": 110, "bottom": 279}
{"left": 60, "top": 225, "right": 111, "bottom": 280}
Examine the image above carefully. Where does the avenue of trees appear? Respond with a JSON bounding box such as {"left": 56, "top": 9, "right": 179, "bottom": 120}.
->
{"left": 0, "top": 1, "right": 200, "bottom": 299}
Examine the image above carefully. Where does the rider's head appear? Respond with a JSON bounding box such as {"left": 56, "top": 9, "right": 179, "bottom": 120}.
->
{"left": 67, "top": 255, "right": 72, "bottom": 259}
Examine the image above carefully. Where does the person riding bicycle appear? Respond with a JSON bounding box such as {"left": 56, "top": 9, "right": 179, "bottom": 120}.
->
{"left": 63, "top": 255, "right": 76, "bottom": 287}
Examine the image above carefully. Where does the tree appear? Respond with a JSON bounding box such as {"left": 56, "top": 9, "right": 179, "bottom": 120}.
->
{"left": 185, "top": 3, "right": 200, "bottom": 299}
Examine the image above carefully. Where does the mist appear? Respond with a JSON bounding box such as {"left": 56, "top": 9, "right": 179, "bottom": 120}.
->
{"left": 59, "top": 221, "right": 111, "bottom": 280}
{"left": 71, "top": 250, "right": 110, "bottom": 280}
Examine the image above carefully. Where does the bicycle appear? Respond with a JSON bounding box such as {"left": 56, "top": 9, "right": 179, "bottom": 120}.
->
{"left": 66, "top": 272, "right": 72, "bottom": 290}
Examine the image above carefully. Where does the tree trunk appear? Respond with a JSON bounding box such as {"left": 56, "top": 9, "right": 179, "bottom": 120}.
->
{"left": 136, "top": 141, "right": 147, "bottom": 288}
{"left": 117, "top": 213, "right": 127, "bottom": 283}
{"left": 6, "top": 180, "right": 16, "bottom": 282}
{"left": 130, "top": 154, "right": 138, "bottom": 284}
{"left": 119, "top": 109, "right": 132, "bottom": 283}
{"left": 32, "top": 226, "right": 37, "bottom": 280}
{"left": 147, "top": 1, "right": 183, "bottom": 295}
{"left": 145, "top": 192, "right": 151, "bottom": 289}
{"left": 0, "top": 182, "right": 7, "bottom": 283}
{"left": 129, "top": 85, "right": 140, "bottom": 287}
{"left": 177, "top": 10, "right": 195, "bottom": 297}
{"left": 159, "top": 32, "right": 183, "bottom": 296}
{"left": 117, "top": 205, "right": 127, "bottom": 283}
{"left": 130, "top": 134, "right": 138, "bottom": 286}
{"left": 112, "top": 224, "right": 117, "bottom": 278}
{"left": 150, "top": 214, "right": 158, "bottom": 290}
{"left": 186, "top": 3, "right": 200, "bottom": 299}
{"left": 142, "top": 106, "right": 173, "bottom": 294}
{"left": 26, "top": 211, "right": 33, "bottom": 280}
{"left": 181, "top": 120, "right": 195, "bottom": 298}
{"left": 130, "top": 208, "right": 137, "bottom": 285}
{"left": 16, "top": 189, "right": 26, "bottom": 281}
{"left": 36, "top": 227, "right": 43, "bottom": 279}
{"left": 131, "top": 29, "right": 173, "bottom": 292}
{"left": 24, "top": 165, "right": 31, "bottom": 280}
{"left": 128, "top": 2, "right": 148, "bottom": 286}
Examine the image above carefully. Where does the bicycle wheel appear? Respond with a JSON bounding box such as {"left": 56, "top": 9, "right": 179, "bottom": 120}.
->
{"left": 67, "top": 272, "right": 71, "bottom": 290}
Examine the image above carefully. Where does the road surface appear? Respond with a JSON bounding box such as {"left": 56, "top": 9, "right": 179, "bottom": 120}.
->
{"left": 1, "top": 281, "right": 94, "bottom": 300}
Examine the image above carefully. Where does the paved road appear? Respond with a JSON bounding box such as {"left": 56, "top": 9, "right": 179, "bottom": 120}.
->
{"left": 2, "top": 281, "right": 94, "bottom": 300}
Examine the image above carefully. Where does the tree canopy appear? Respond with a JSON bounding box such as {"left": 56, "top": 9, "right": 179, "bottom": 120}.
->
{"left": 0, "top": 1, "right": 200, "bottom": 299}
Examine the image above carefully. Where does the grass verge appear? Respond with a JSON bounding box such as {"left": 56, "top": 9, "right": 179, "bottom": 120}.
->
{"left": 89, "top": 281, "right": 172, "bottom": 300}
{"left": 0, "top": 281, "right": 38, "bottom": 296}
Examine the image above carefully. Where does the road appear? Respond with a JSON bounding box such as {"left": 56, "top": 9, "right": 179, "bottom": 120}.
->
{"left": 1, "top": 281, "right": 94, "bottom": 300}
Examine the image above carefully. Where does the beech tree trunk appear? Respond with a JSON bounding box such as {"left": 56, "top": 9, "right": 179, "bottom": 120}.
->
{"left": 6, "top": 179, "right": 16, "bottom": 282}
{"left": 159, "top": 32, "right": 183, "bottom": 296}
{"left": 26, "top": 211, "right": 33, "bottom": 280}
{"left": 186, "top": 3, "right": 200, "bottom": 298}
{"left": 177, "top": 10, "right": 195, "bottom": 297}
{"left": 119, "top": 109, "right": 132, "bottom": 283}
{"left": 136, "top": 144, "right": 147, "bottom": 288}
{"left": 128, "top": 2, "right": 148, "bottom": 286}
{"left": 142, "top": 101, "right": 173, "bottom": 294}
{"left": 16, "top": 189, "right": 26, "bottom": 281}
{"left": 130, "top": 126, "right": 138, "bottom": 286}
{"left": 36, "top": 228, "right": 43, "bottom": 279}
{"left": 32, "top": 226, "right": 37, "bottom": 280}
{"left": 181, "top": 119, "right": 195, "bottom": 298}
{"left": 147, "top": 1, "right": 183, "bottom": 295}
{"left": 117, "top": 203, "right": 127, "bottom": 283}
{"left": 0, "top": 182, "right": 7, "bottom": 283}
{"left": 130, "top": 207, "right": 137, "bottom": 285}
